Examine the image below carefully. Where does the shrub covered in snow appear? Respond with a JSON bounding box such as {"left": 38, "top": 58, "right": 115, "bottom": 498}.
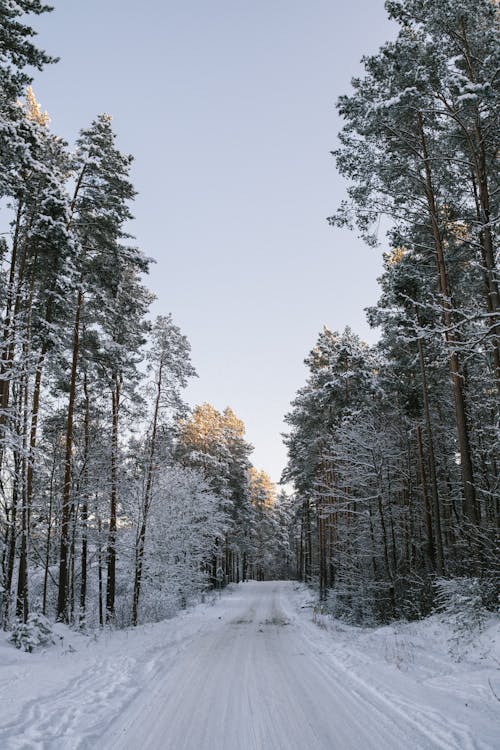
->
{"left": 434, "top": 577, "right": 497, "bottom": 658}
{"left": 9, "top": 613, "right": 55, "bottom": 653}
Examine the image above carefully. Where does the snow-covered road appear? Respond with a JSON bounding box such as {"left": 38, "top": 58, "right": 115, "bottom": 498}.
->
{"left": 104, "top": 581, "right": 442, "bottom": 750}
{"left": 0, "top": 581, "right": 498, "bottom": 749}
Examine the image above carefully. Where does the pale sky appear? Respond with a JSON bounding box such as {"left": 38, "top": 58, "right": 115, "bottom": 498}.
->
{"left": 32, "top": 0, "right": 395, "bottom": 484}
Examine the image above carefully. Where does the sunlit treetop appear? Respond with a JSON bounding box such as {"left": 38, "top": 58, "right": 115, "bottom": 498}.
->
{"left": 178, "top": 403, "right": 246, "bottom": 453}
{"left": 249, "top": 467, "right": 276, "bottom": 509}
{"left": 384, "top": 246, "right": 407, "bottom": 265}
{"left": 24, "top": 85, "right": 49, "bottom": 125}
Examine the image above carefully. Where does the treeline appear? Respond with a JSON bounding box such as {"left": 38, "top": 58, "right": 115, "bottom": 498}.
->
{"left": 0, "top": 2, "right": 289, "bottom": 631}
{"left": 283, "top": 0, "right": 499, "bottom": 623}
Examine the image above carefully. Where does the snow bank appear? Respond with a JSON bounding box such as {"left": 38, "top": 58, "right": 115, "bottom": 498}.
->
{"left": 286, "top": 584, "right": 500, "bottom": 750}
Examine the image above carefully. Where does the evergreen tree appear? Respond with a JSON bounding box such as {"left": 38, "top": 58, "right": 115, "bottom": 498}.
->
{"left": 176, "top": 404, "right": 254, "bottom": 584}
{"left": 0, "top": 89, "right": 73, "bottom": 624}
{"left": 283, "top": 327, "right": 375, "bottom": 600}
{"left": 248, "top": 468, "right": 276, "bottom": 580}
{"left": 56, "top": 115, "right": 150, "bottom": 622}
{"left": 330, "top": 0, "right": 499, "bottom": 543}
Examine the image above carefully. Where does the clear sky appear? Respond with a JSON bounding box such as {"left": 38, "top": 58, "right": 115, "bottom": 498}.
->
{"left": 31, "top": 0, "right": 395, "bottom": 484}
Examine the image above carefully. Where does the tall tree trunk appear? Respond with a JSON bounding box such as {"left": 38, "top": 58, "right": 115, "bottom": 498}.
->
{"left": 133, "top": 361, "right": 164, "bottom": 625}
{"left": 417, "top": 113, "right": 478, "bottom": 525}
{"left": 15, "top": 342, "right": 50, "bottom": 623}
{"left": 57, "top": 287, "right": 83, "bottom": 621}
{"left": 106, "top": 373, "right": 120, "bottom": 622}
{"left": 416, "top": 424, "right": 436, "bottom": 571}
{"left": 2, "top": 482, "right": 18, "bottom": 626}
{"left": 305, "top": 498, "right": 312, "bottom": 583}
{"left": 415, "top": 317, "right": 445, "bottom": 574}
{"left": 0, "top": 202, "right": 23, "bottom": 473}
{"left": 2, "top": 382, "right": 22, "bottom": 625}
{"left": 459, "top": 21, "right": 500, "bottom": 396}
{"left": 54, "top": 164, "right": 90, "bottom": 622}
{"left": 42, "top": 455, "right": 56, "bottom": 616}
{"left": 16, "top": 334, "right": 32, "bottom": 623}
{"left": 98, "top": 514, "right": 103, "bottom": 627}
{"left": 79, "top": 370, "right": 90, "bottom": 625}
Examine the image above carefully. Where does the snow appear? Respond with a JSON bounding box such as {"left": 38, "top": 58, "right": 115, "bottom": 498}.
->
{"left": 0, "top": 581, "right": 498, "bottom": 749}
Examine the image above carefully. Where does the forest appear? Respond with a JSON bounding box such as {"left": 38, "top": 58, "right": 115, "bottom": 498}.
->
{"left": 284, "top": 0, "right": 499, "bottom": 623}
{"left": 0, "top": 0, "right": 498, "bottom": 649}
{"left": 0, "top": 1, "right": 290, "bottom": 637}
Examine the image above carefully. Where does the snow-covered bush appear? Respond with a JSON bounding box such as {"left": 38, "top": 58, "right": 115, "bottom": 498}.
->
{"left": 134, "top": 466, "right": 225, "bottom": 623}
{"left": 434, "top": 577, "right": 497, "bottom": 658}
{"left": 9, "top": 612, "right": 55, "bottom": 652}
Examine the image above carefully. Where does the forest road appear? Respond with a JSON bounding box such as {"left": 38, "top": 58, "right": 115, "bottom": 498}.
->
{"left": 103, "top": 581, "right": 448, "bottom": 750}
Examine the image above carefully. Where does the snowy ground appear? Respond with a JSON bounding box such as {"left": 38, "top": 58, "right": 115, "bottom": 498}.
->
{"left": 0, "top": 581, "right": 498, "bottom": 749}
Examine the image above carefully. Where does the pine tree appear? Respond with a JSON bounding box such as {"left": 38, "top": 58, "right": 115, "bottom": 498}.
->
{"left": 56, "top": 115, "right": 149, "bottom": 622}
{"left": 0, "top": 89, "right": 72, "bottom": 624}
{"left": 176, "top": 404, "right": 254, "bottom": 585}
{"left": 248, "top": 468, "right": 276, "bottom": 580}
{"left": 283, "top": 327, "right": 375, "bottom": 600}
{"left": 330, "top": 0, "right": 499, "bottom": 529}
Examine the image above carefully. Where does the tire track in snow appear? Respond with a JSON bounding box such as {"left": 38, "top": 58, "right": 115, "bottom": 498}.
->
{"left": 104, "top": 582, "right": 460, "bottom": 750}
{"left": 1, "top": 583, "right": 495, "bottom": 749}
